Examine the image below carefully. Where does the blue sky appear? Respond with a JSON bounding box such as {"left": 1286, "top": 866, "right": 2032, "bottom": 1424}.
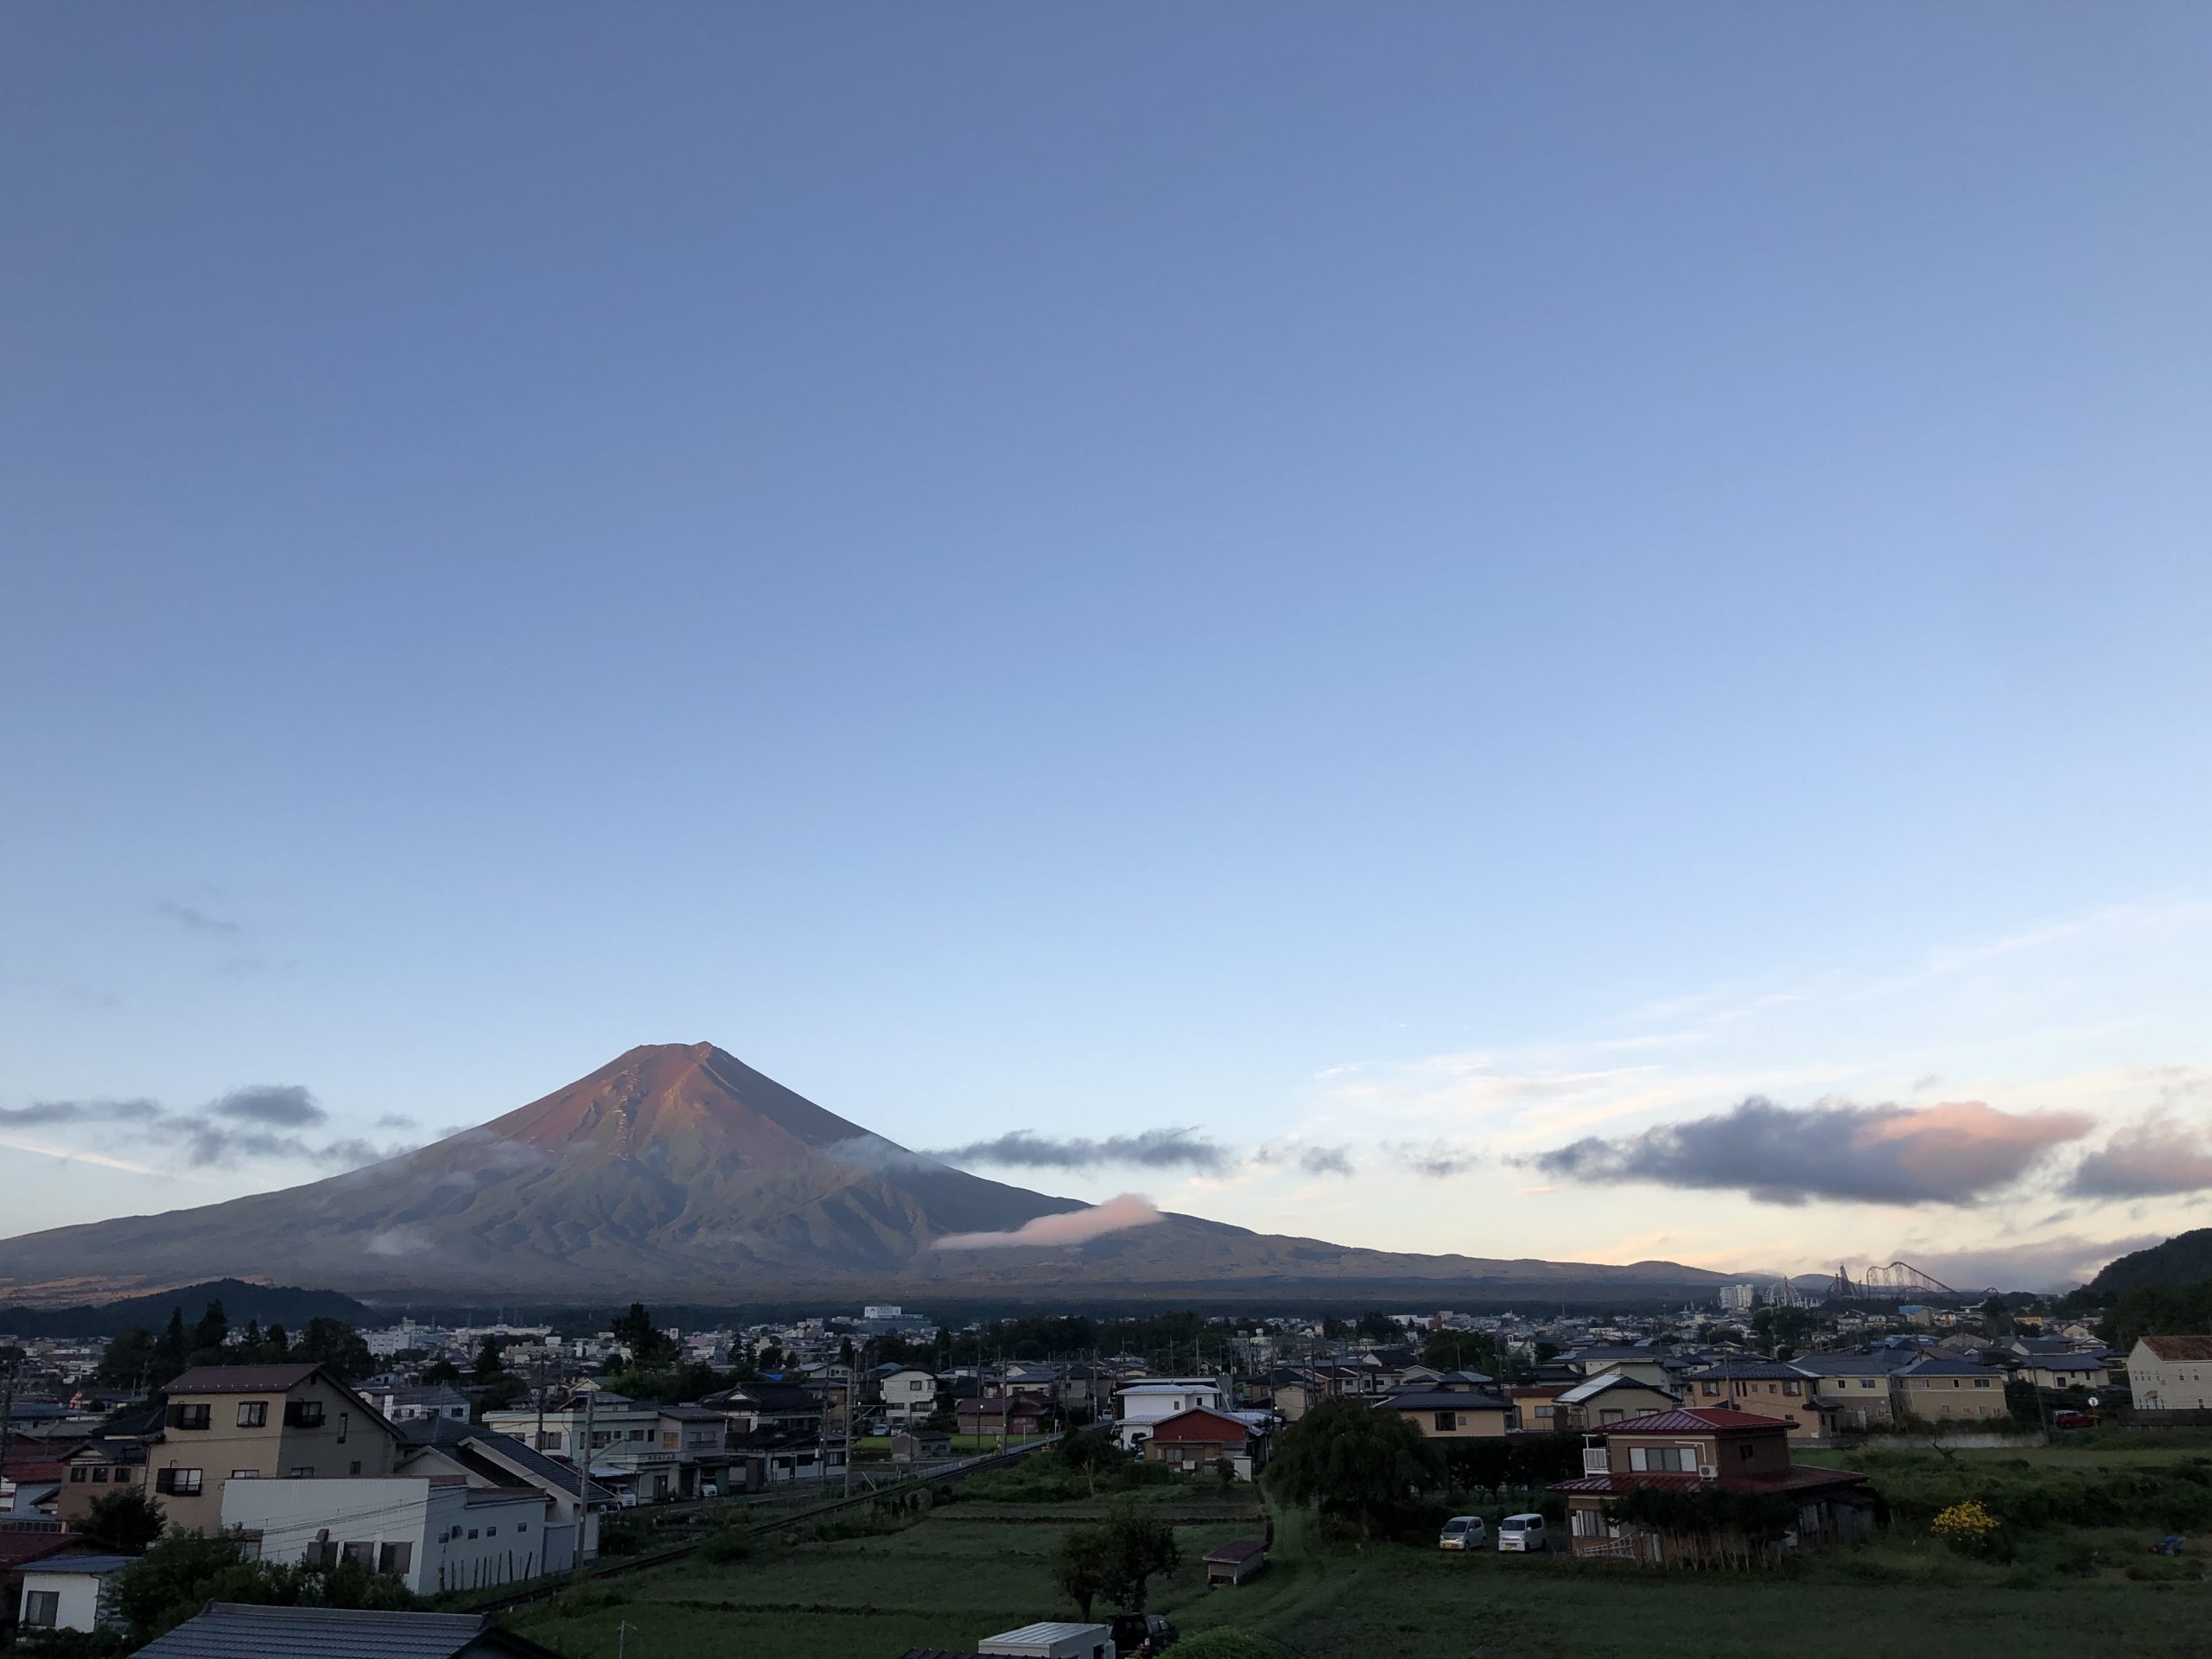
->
{"left": 4, "top": 4, "right": 2209, "bottom": 1289}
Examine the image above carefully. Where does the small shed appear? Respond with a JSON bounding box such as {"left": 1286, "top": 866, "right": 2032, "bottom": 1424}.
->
{"left": 1205, "top": 1537, "right": 1268, "bottom": 1586}
{"left": 892, "top": 1429, "right": 954, "bottom": 1465}
{"left": 976, "top": 1621, "right": 1115, "bottom": 1659}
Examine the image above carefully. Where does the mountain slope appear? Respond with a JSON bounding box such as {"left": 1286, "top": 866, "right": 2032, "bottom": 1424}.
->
{"left": 0, "top": 1043, "right": 1735, "bottom": 1305}
{"left": 2089, "top": 1230, "right": 2212, "bottom": 1295}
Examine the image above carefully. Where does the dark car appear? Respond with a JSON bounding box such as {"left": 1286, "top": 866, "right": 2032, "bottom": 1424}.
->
{"left": 1109, "top": 1612, "right": 1179, "bottom": 1654}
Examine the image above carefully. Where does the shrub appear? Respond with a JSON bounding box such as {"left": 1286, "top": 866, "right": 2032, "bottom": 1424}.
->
{"left": 1931, "top": 1500, "right": 2005, "bottom": 1559}
{"left": 699, "top": 1529, "right": 753, "bottom": 1563}
{"left": 552, "top": 1585, "right": 630, "bottom": 1618}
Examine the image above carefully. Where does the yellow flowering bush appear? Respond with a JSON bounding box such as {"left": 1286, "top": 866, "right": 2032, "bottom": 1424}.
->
{"left": 1931, "top": 1499, "right": 2003, "bottom": 1555}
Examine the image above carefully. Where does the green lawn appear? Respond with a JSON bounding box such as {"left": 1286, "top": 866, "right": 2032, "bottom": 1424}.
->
{"left": 511, "top": 1468, "right": 2211, "bottom": 1659}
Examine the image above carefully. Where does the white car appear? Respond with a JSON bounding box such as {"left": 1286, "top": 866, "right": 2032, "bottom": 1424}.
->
{"left": 698, "top": 1481, "right": 720, "bottom": 1499}
{"left": 1497, "top": 1513, "right": 1548, "bottom": 1553}
{"left": 614, "top": 1490, "right": 639, "bottom": 1510}
{"left": 1438, "top": 1516, "right": 1488, "bottom": 1551}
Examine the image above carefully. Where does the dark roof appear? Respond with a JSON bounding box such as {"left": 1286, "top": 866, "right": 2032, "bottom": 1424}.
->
{"left": 1685, "top": 1362, "right": 1807, "bottom": 1381}
{"left": 19, "top": 1554, "right": 137, "bottom": 1575}
{"left": 1204, "top": 1538, "right": 1268, "bottom": 1564}
{"left": 166, "top": 1363, "right": 323, "bottom": 1395}
{"left": 2141, "top": 1335, "right": 2212, "bottom": 1363}
{"left": 1373, "top": 1390, "right": 1510, "bottom": 1413}
{"left": 2026, "top": 1353, "right": 2107, "bottom": 1372}
{"left": 1895, "top": 1358, "right": 2005, "bottom": 1378}
{"left": 135, "top": 1603, "right": 563, "bottom": 1659}
{"left": 1590, "top": 1407, "right": 1795, "bottom": 1435}
{"left": 397, "top": 1419, "right": 617, "bottom": 1503}
{"left": 0, "top": 1533, "right": 79, "bottom": 1568}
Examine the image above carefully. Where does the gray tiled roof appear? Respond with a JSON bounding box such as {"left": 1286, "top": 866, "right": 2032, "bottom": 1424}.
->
{"left": 134, "top": 1603, "right": 558, "bottom": 1658}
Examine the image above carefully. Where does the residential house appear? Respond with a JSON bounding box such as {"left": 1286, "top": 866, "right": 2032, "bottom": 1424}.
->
{"left": 1554, "top": 1407, "right": 1874, "bottom": 1566}
{"left": 54, "top": 1438, "right": 149, "bottom": 1523}
{"left": 132, "top": 1601, "right": 565, "bottom": 1658}
{"left": 1562, "top": 1346, "right": 1674, "bottom": 1389}
{"left": 0, "top": 1452, "right": 64, "bottom": 1518}
{"left": 1680, "top": 1363, "right": 1823, "bottom": 1439}
{"left": 1140, "top": 1408, "right": 1272, "bottom": 1479}
{"left": 223, "top": 1474, "right": 548, "bottom": 1595}
{"left": 869, "top": 1364, "right": 938, "bottom": 1425}
{"left": 2, "top": 1534, "right": 97, "bottom": 1643}
{"left": 956, "top": 1396, "right": 1049, "bottom": 1439}
{"left": 1371, "top": 1384, "right": 1511, "bottom": 1441}
{"left": 366, "top": 1384, "right": 472, "bottom": 1425}
{"left": 1255, "top": 1370, "right": 1324, "bottom": 1423}
{"left": 137, "top": 1363, "right": 403, "bottom": 1537}
{"left": 15, "top": 1553, "right": 130, "bottom": 1637}
{"left": 1784, "top": 1351, "right": 1910, "bottom": 1433}
{"left": 2015, "top": 1353, "right": 2110, "bottom": 1392}
{"left": 2127, "top": 1336, "right": 2212, "bottom": 1410}
{"left": 1113, "top": 1381, "right": 1225, "bottom": 1452}
{"left": 1558, "top": 1374, "right": 1682, "bottom": 1431}
{"left": 397, "top": 1418, "right": 615, "bottom": 1565}
{"left": 1503, "top": 1384, "right": 1573, "bottom": 1433}
{"left": 483, "top": 1390, "right": 697, "bottom": 1503}
{"left": 1890, "top": 1357, "right": 2009, "bottom": 1425}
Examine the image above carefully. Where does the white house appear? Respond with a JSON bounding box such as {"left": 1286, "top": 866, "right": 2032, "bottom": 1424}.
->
{"left": 2129, "top": 1336, "right": 2212, "bottom": 1410}
{"left": 1113, "top": 1380, "right": 1226, "bottom": 1452}
{"left": 873, "top": 1365, "right": 938, "bottom": 1424}
{"left": 15, "top": 1554, "right": 130, "bottom": 1636}
{"left": 222, "top": 1475, "right": 555, "bottom": 1595}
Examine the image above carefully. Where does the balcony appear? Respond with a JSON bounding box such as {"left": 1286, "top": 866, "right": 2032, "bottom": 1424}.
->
{"left": 1582, "top": 1448, "right": 1610, "bottom": 1476}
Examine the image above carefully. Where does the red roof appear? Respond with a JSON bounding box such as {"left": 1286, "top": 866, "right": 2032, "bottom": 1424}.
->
{"left": 1591, "top": 1407, "right": 1795, "bottom": 1435}
{"left": 0, "top": 1533, "right": 79, "bottom": 1568}
{"left": 1147, "top": 1408, "right": 1254, "bottom": 1444}
{"left": 0, "top": 1458, "right": 67, "bottom": 1484}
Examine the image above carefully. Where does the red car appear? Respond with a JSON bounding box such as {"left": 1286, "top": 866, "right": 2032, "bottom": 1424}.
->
{"left": 2051, "top": 1409, "right": 2096, "bottom": 1429}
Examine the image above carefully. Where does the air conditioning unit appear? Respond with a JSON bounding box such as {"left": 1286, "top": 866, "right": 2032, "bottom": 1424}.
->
{"left": 1697, "top": 1465, "right": 1720, "bottom": 1480}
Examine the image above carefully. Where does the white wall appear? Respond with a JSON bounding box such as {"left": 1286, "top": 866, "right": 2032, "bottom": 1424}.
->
{"left": 222, "top": 1477, "right": 550, "bottom": 1597}
{"left": 17, "top": 1571, "right": 108, "bottom": 1635}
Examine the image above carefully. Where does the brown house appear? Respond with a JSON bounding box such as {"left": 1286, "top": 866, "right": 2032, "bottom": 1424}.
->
{"left": 1370, "top": 1388, "right": 1510, "bottom": 1440}
{"left": 130, "top": 1363, "right": 403, "bottom": 1536}
{"left": 1141, "top": 1407, "right": 1269, "bottom": 1478}
{"left": 1681, "top": 1364, "right": 1825, "bottom": 1439}
{"left": 1554, "top": 1407, "right": 1873, "bottom": 1567}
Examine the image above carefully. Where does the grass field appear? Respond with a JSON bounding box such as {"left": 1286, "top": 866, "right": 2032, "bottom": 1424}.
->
{"left": 510, "top": 1449, "right": 2212, "bottom": 1659}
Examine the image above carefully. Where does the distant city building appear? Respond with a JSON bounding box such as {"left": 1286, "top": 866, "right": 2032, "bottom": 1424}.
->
{"left": 1718, "top": 1284, "right": 1757, "bottom": 1314}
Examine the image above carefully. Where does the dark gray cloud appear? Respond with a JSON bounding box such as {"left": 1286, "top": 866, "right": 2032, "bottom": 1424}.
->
{"left": 210, "top": 1084, "right": 326, "bottom": 1128}
{"left": 929, "top": 1128, "right": 1230, "bottom": 1173}
{"left": 1529, "top": 1095, "right": 2093, "bottom": 1207}
{"left": 2066, "top": 1119, "right": 2212, "bottom": 1199}
{"left": 373, "top": 1113, "right": 417, "bottom": 1131}
{"left": 1391, "top": 1141, "right": 1482, "bottom": 1179}
{"left": 0, "top": 1098, "right": 162, "bottom": 1128}
{"left": 156, "top": 901, "right": 241, "bottom": 935}
{"left": 1300, "top": 1146, "right": 1355, "bottom": 1177}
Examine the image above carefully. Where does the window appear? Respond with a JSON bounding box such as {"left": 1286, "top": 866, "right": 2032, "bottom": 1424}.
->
{"left": 518, "top": 1522, "right": 528, "bottom": 1533}
{"left": 378, "top": 1542, "right": 413, "bottom": 1576}
{"left": 238, "top": 1402, "right": 268, "bottom": 1428}
{"left": 1859, "top": 1379, "right": 1876, "bottom": 1389}
{"left": 92, "top": 1466, "right": 110, "bottom": 1483}
{"left": 349, "top": 1460, "right": 363, "bottom": 1475}
{"left": 1433, "top": 1412, "right": 1458, "bottom": 1432}
{"left": 467, "top": 1529, "right": 479, "bottom": 1540}
{"left": 1974, "top": 1378, "right": 1991, "bottom": 1389}
{"left": 156, "top": 1468, "right": 204, "bottom": 1496}
{"left": 628, "top": 1428, "right": 647, "bottom": 1441}
{"left": 1628, "top": 1446, "right": 1694, "bottom": 1472}
{"left": 537, "top": 1432, "right": 563, "bottom": 1451}
{"left": 231, "top": 1469, "right": 259, "bottom": 1480}
{"left": 343, "top": 1542, "right": 375, "bottom": 1568}
{"left": 285, "top": 1401, "right": 326, "bottom": 1428}
{"left": 1736, "top": 1443, "right": 1755, "bottom": 1463}
{"left": 288, "top": 1466, "right": 315, "bottom": 1478}
{"left": 1783, "top": 1382, "right": 1802, "bottom": 1396}
{"left": 23, "top": 1591, "right": 59, "bottom": 1629}
{"left": 338, "top": 1412, "right": 349, "bottom": 1444}
{"left": 69, "top": 1467, "right": 86, "bottom": 1483}
{"left": 168, "top": 1402, "right": 211, "bottom": 1430}
{"left": 1700, "top": 1382, "right": 1719, "bottom": 1396}
{"left": 486, "top": 1526, "right": 498, "bottom": 1536}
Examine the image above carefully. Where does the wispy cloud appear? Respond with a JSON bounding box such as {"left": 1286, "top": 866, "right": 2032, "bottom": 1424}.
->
{"left": 932, "top": 1193, "right": 1164, "bottom": 1249}
{"left": 156, "top": 900, "right": 241, "bottom": 936}
{"left": 0, "top": 1082, "right": 412, "bottom": 1174}
{"left": 929, "top": 1128, "right": 1230, "bottom": 1173}
{"left": 0, "top": 1098, "right": 162, "bottom": 1128}
{"left": 1529, "top": 1096, "right": 2093, "bottom": 1207}
{"left": 1389, "top": 1140, "right": 1483, "bottom": 1179}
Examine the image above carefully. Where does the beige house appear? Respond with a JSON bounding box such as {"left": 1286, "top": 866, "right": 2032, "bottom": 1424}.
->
{"left": 1889, "top": 1357, "right": 2008, "bottom": 1424}
{"left": 1559, "top": 1373, "right": 1681, "bottom": 1431}
{"left": 1681, "top": 1365, "right": 1825, "bottom": 1440}
{"left": 143, "top": 1363, "right": 402, "bottom": 1535}
{"left": 1370, "top": 1386, "right": 1510, "bottom": 1440}
{"left": 2129, "top": 1336, "right": 2212, "bottom": 1410}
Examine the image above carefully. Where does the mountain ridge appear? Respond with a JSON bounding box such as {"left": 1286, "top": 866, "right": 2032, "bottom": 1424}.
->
{"left": 0, "top": 1043, "right": 1738, "bottom": 1306}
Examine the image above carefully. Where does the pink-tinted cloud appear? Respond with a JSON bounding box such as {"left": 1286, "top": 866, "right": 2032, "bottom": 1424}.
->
{"left": 2069, "top": 1117, "right": 2212, "bottom": 1198}
{"left": 932, "top": 1193, "right": 1164, "bottom": 1249}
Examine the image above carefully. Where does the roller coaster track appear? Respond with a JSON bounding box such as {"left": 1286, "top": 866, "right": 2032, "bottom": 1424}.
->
{"left": 1827, "top": 1260, "right": 1996, "bottom": 1302}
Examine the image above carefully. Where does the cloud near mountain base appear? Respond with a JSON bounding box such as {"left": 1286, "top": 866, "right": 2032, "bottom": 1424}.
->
{"left": 932, "top": 1193, "right": 1163, "bottom": 1249}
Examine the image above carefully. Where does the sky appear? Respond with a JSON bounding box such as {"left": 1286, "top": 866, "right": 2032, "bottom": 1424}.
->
{"left": 3, "top": 3, "right": 2209, "bottom": 1294}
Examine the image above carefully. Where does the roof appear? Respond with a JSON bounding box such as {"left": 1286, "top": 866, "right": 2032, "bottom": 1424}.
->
{"left": 66, "top": 1438, "right": 149, "bottom": 1465}
{"left": 1558, "top": 1374, "right": 1680, "bottom": 1406}
{"left": 0, "top": 1533, "right": 79, "bottom": 1568}
{"left": 135, "top": 1603, "right": 563, "bottom": 1658}
{"left": 981, "top": 1623, "right": 1112, "bottom": 1646}
{"left": 1147, "top": 1407, "right": 1259, "bottom": 1441}
{"left": 1684, "top": 1362, "right": 1807, "bottom": 1381}
{"left": 1373, "top": 1389, "right": 1510, "bottom": 1413}
{"left": 1589, "top": 1407, "right": 1796, "bottom": 1435}
{"left": 19, "top": 1554, "right": 136, "bottom": 1576}
{"left": 1787, "top": 1351, "right": 1911, "bottom": 1376}
{"left": 1204, "top": 1538, "right": 1268, "bottom": 1564}
{"left": 2140, "top": 1335, "right": 2212, "bottom": 1363}
{"left": 166, "top": 1363, "right": 322, "bottom": 1395}
{"left": 397, "top": 1419, "right": 616, "bottom": 1503}
{"left": 2025, "top": 1353, "right": 2107, "bottom": 1372}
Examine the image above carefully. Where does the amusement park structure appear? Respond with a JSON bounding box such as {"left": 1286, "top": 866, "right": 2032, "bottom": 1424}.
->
{"left": 1827, "top": 1261, "right": 1993, "bottom": 1302}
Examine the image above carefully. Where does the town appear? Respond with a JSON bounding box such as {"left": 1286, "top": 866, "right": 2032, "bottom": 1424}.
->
{"left": 3, "top": 1265, "right": 2206, "bottom": 1656}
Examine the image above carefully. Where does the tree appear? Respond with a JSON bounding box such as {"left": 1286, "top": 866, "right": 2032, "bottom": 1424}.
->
{"left": 1354, "top": 1312, "right": 1401, "bottom": 1344}
{"left": 1098, "top": 1509, "right": 1179, "bottom": 1611}
{"left": 192, "top": 1300, "right": 229, "bottom": 1355}
{"left": 473, "top": 1335, "right": 509, "bottom": 1382}
{"left": 1050, "top": 1525, "right": 1113, "bottom": 1620}
{"left": 80, "top": 1486, "right": 166, "bottom": 1554}
{"left": 612, "top": 1303, "right": 676, "bottom": 1368}
{"left": 156, "top": 1309, "right": 188, "bottom": 1380}
{"left": 837, "top": 1336, "right": 857, "bottom": 1368}
{"left": 1057, "top": 1427, "right": 1127, "bottom": 1497}
{"left": 264, "top": 1323, "right": 288, "bottom": 1355}
{"left": 1266, "top": 1397, "right": 1444, "bottom": 1540}
{"left": 94, "top": 1327, "right": 156, "bottom": 1390}
{"left": 292, "top": 1317, "right": 372, "bottom": 1382}
{"left": 1420, "top": 1331, "right": 1496, "bottom": 1375}
{"left": 109, "top": 1529, "right": 418, "bottom": 1649}
{"left": 423, "top": 1358, "right": 461, "bottom": 1385}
